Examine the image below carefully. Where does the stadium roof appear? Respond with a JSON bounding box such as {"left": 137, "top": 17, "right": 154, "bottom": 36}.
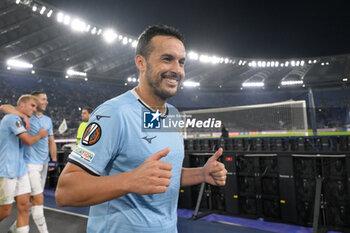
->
{"left": 1, "top": 0, "right": 350, "bottom": 91}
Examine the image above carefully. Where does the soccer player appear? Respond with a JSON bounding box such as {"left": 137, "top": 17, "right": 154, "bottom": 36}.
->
{"left": 1, "top": 91, "right": 57, "bottom": 233}
{"left": 55, "top": 25, "right": 227, "bottom": 233}
{"left": 0, "top": 95, "right": 48, "bottom": 233}
{"left": 76, "top": 107, "right": 93, "bottom": 145}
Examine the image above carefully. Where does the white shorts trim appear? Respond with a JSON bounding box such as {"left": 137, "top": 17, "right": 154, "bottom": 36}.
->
{"left": 27, "top": 163, "right": 48, "bottom": 196}
{"left": 0, "top": 174, "right": 31, "bottom": 205}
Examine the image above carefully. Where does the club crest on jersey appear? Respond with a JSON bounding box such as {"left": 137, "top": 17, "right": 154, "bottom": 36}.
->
{"left": 82, "top": 123, "right": 102, "bottom": 146}
{"left": 16, "top": 120, "right": 22, "bottom": 128}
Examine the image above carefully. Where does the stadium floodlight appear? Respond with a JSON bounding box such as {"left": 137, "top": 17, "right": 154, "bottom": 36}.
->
{"left": 224, "top": 58, "right": 229, "bottom": 64}
{"left": 183, "top": 81, "right": 200, "bottom": 87}
{"left": 31, "top": 70, "right": 35, "bottom": 74}
{"left": 313, "top": 59, "right": 317, "bottom": 63}
{"left": 188, "top": 51, "right": 199, "bottom": 61}
{"left": 84, "top": 78, "right": 88, "bottom": 81}
{"left": 47, "top": 9, "right": 53, "bottom": 17}
{"left": 275, "top": 61, "right": 279, "bottom": 67}
{"left": 281, "top": 80, "right": 303, "bottom": 86}
{"left": 258, "top": 61, "right": 262, "bottom": 67}
{"left": 132, "top": 40, "right": 138, "bottom": 48}
{"left": 291, "top": 60, "right": 295, "bottom": 67}
{"left": 97, "top": 29, "right": 102, "bottom": 35}
{"left": 199, "top": 55, "right": 209, "bottom": 63}
{"left": 40, "top": 6, "right": 46, "bottom": 14}
{"left": 122, "top": 37, "right": 128, "bottom": 45}
{"left": 296, "top": 61, "right": 300, "bottom": 66}
{"left": 326, "top": 62, "right": 329, "bottom": 65}
{"left": 7, "top": 59, "right": 33, "bottom": 69}
{"left": 127, "top": 77, "right": 132, "bottom": 82}
{"left": 301, "top": 60, "right": 305, "bottom": 66}
{"left": 103, "top": 29, "right": 118, "bottom": 43}
{"left": 242, "top": 61, "right": 246, "bottom": 65}
{"left": 63, "top": 15, "right": 71, "bottom": 25}
{"left": 66, "top": 69, "right": 87, "bottom": 77}
{"left": 238, "top": 60, "right": 243, "bottom": 66}
{"left": 16, "top": 0, "right": 20, "bottom": 4}
{"left": 280, "top": 63, "right": 284, "bottom": 67}
{"left": 266, "top": 61, "right": 270, "bottom": 67}
{"left": 7, "top": 66, "right": 11, "bottom": 70}
{"left": 308, "top": 60, "right": 312, "bottom": 64}
{"left": 32, "top": 5, "right": 37, "bottom": 12}
{"left": 57, "top": 12, "right": 64, "bottom": 23}
{"left": 132, "top": 78, "right": 137, "bottom": 82}
{"left": 128, "top": 38, "right": 132, "bottom": 43}
{"left": 91, "top": 27, "right": 97, "bottom": 34}
{"left": 211, "top": 56, "right": 220, "bottom": 64}
{"left": 242, "top": 82, "right": 264, "bottom": 87}
{"left": 321, "top": 62, "right": 324, "bottom": 66}
{"left": 86, "top": 24, "right": 91, "bottom": 32}
{"left": 343, "top": 78, "right": 348, "bottom": 82}
{"left": 71, "top": 19, "right": 86, "bottom": 32}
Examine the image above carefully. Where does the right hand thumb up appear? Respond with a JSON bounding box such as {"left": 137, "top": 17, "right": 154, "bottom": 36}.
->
{"left": 146, "top": 147, "right": 170, "bottom": 162}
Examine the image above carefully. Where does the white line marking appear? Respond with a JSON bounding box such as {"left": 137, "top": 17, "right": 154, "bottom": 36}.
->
{"left": 44, "top": 206, "right": 88, "bottom": 219}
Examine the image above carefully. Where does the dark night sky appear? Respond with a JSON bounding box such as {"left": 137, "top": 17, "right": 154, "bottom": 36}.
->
{"left": 41, "top": 0, "right": 350, "bottom": 59}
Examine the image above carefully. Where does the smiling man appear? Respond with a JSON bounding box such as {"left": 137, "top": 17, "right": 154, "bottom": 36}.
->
{"left": 55, "top": 25, "right": 227, "bottom": 233}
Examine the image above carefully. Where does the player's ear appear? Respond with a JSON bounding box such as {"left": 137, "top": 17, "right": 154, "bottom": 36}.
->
{"left": 135, "top": 55, "right": 146, "bottom": 73}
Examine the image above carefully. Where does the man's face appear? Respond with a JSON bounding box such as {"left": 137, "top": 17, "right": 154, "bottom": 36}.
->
{"left": 22, "top": 99, "right": 37, "bottom": 117}
{"left": 144, "top": 35, "right": 186, "bottom": 100}
{"left": 36, "top": 93, "right": 48, "bottom": 112}
{"left": 81, "top": 109, "right": 90, "bottom": 122}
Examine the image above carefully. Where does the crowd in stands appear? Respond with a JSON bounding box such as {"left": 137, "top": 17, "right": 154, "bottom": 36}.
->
{"left": 1, "top": 73, "right": 350, "bottom": 138}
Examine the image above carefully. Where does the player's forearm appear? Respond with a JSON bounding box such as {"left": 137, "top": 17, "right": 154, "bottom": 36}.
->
{"left": 0, "top": 104, "right": 21, "bottom": 116}
{"left": 55, "top": 169, "right": 132, "bottom": 207}
{"left": 21, "top": 134, "right": 41, "bottom": 146}
{"left": 180, "top": 167, "right": 205, "bottom": 187}
{"left": 49, "top": 138, "right": 57, "bottom": 161}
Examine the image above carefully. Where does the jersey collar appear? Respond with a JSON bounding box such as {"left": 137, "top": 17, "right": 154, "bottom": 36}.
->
{"left": 131, "top": 88, "right": 168, "bottom": 119}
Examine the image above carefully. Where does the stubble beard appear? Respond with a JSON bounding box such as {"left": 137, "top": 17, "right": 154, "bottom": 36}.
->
{"left": 145, "top": 64, "right": 179, "bottom": 101}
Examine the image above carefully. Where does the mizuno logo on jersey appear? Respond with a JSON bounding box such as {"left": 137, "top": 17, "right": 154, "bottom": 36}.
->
{"left": 142, "top": 136, "right": 157, "bottom": 144}
{"left": 96, "top": 115, "right": 111, "bottom": 121}
{"left": 82, "top": 123, "right": 102, "bottom": 146}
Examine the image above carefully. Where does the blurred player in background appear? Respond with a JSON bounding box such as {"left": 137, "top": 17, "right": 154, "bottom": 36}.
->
{"left": 0, "top": 95, "right": 48, "bottom": 233}
{"left": 1, "top": 91, "right": 57, "bottom": 233}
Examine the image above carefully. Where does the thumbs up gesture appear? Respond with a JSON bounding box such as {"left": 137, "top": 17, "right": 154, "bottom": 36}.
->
{"left": 203, "top": 148, "right": 227, "bottom": 186}
{"left": 129, "top": 148, "right": 173, "bottom": 195}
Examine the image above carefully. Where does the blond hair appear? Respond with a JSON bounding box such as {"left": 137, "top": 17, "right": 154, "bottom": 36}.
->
{"left": 17, "top": 94, "right": 39, "bottom": 106}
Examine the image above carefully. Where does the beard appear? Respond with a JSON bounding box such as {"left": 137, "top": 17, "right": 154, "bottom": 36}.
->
{"left": 145, "top": 63, "right": 183, "bottom": 100}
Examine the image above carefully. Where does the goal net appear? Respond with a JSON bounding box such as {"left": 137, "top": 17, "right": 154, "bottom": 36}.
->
{"left": 181, "top": 100, "right": 308, "bottom": 138}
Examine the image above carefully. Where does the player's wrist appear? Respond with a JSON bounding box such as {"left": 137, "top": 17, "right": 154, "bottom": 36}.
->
{"left": 118, "top": 171, "right": 134, "bottom": 194}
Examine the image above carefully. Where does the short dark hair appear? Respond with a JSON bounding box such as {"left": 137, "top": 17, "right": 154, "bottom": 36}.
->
{"left": 83, "top": 107, "right": 93, "bottom": 114}
{"left": 136, "top": 24, "right": 184, "bottom": 60}
{"left": 31, "top": 91, "right": 46, "bottom": 96}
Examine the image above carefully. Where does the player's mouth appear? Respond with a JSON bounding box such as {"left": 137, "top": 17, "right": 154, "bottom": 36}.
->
{"left": 165, "top": 78, "right": 178, "bottom": 86}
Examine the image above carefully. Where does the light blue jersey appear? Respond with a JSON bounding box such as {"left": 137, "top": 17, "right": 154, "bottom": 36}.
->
{"left": 0, "top": 114, "right": 27, "bottom": 178}
{"left": 68, "top": 89, "right": 185, "bottom": 233}
{"left": 24, "top": 114, "right": 53, "bottom": 164}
